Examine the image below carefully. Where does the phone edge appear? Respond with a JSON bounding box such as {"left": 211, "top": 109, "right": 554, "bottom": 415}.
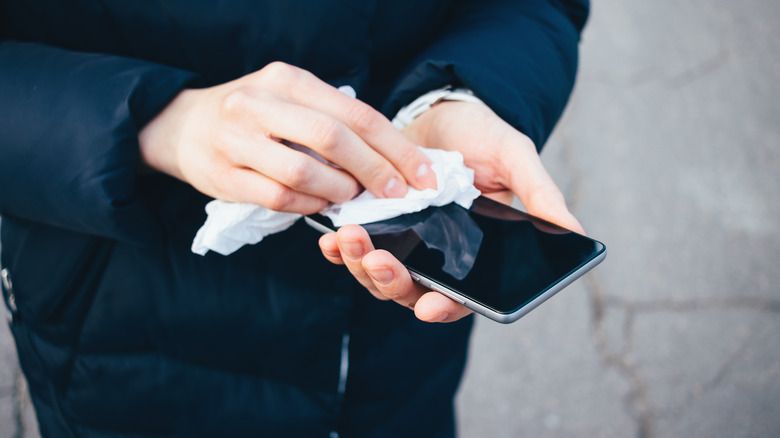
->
{"left": 409, "top": 244, "right": 605, "bottom": 324}
{"left": 305, "top": 216, "right": 608, "bottom": 325}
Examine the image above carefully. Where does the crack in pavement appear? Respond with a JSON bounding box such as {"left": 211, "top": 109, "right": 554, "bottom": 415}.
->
{"left": 551, "top": 113, "right": 778, "bottom": 437}
{"left": 553, "top": 121, "right": 655, "bottom": 438}
{"left": 596, "top": 291, "right": 778, "bottom": 428}
{"left": 586, "top": 274, "right": 655, "bottom": 438}
{"left": 13, "top": 366, "right": 25, "bottom": 438}
{"left": 602, "top": 295, "right": 780, "bottom": 314}
{"left": 664, "top": 47, "right": 731, "bottom": 89}
{"left": 583, "top": 279, "right": 778, "bottom": 438}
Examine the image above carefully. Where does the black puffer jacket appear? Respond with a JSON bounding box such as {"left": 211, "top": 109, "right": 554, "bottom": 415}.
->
{"left": 0, "top": 1, "right": 588, "bottom": 436}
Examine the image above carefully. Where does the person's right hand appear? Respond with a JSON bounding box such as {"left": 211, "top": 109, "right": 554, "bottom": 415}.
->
{"left": 138, "top": 62, "right": 437, "bottom": 213}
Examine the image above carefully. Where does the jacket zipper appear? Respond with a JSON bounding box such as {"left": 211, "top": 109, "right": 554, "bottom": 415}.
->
{"left": 330, "top": 331, "right": 350, "bottom": 438}
{"left": 337, "top": 332, "right": 350, "bottom": 398}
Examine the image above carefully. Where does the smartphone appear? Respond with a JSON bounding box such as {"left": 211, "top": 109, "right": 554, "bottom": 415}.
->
{"left": 305, "top": 196, "right": 606, "bottom": 324}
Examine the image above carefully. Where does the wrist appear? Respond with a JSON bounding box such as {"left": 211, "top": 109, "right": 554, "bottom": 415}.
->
{"left": 138, "top": 88, "right": 200, "bottom": 180}
{"left": 391, "top": 87, "right": 484, "bottom": 131}
{"left": 406, "top": 99, "right": 490, "bottom": 149}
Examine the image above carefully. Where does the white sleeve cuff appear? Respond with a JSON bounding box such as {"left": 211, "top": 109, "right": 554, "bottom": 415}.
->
{"left": 391, "top": 86, "right": 484, "bottom": 130}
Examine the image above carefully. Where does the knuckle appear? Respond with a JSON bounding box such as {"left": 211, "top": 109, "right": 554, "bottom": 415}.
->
{"left": 282, "top": 157, "right": 315, "bottom": 189}
{"left": 260, "top": 61, "right": 289, "bottom": 78}
{"left": 265, "top": 184, "right": 295, "bottom": 211}
{"left": 395, "top": 143, "right": 423, "bottom": 169}
{"left": 221, "top": 87, "right": 253, "bottom": 117}
{"left": 310, "top": 118, "right": 344, "bottom": 153}
{"left": 346, "top": 101, "right": 381, "bottom": 133}
{"left": 364, "top": 161, "right": 391, "bottom": 184}
{"left": 260, "top": 61, "right": 303, "bottom": 85}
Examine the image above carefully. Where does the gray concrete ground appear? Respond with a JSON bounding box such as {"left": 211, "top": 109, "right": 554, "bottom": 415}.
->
{"left": 2, "top": 0, "right": 779, "bottom": 437}
{"left": 457, "top": 1, "right": 780, "bottom": 437}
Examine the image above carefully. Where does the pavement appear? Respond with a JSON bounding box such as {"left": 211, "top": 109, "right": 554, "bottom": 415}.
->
{"left": 2, "top": 1, "right": 779, "bottom": 437}
{"left": 457, "top": 1, "right": 780, "bottom": 437}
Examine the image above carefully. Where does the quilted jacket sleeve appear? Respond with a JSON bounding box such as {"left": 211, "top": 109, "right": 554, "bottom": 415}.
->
{"left": 383, "top": 0, "right": 589, "bottom": 150}
{"left": 0, "top": 40, "right": 199, "bottom": 244}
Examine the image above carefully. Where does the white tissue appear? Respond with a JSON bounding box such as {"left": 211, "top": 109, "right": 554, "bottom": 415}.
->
{"left": 320, "top": 148, "right": 479, "bottom": 226}
{"left": 192, "top": 201, "right": 301, "bottom": 256}
{"left": 191, "top": 148, "right": 480, "bottom": 256}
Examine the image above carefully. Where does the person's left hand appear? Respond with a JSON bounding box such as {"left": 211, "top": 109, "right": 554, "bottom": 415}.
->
{"left": 319, "top": 100, "right": 583, "bottom": 323}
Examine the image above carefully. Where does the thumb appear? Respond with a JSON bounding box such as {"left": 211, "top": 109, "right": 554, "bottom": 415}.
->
{"left": 520, "top": 183, "right": 585, "bottom": 235}
{"left": 507, "top": 151, "right": 585, "bottom": 235}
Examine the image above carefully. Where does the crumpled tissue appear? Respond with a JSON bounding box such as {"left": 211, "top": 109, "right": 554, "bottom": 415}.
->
{"left": 191, "top": 147, "right": 481, "bottom": 256}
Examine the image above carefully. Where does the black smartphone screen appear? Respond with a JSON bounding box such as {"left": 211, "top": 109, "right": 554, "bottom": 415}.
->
{"left": 308, "top": 196, "right": 605, "bottom": 316}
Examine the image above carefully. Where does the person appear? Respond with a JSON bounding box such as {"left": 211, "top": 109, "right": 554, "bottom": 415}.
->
{"left": 0, "top": 1, "right": 589, "bottom": 436}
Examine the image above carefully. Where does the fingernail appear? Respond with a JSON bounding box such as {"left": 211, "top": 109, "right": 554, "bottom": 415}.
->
{"left": 367, "top": 267, "right": 394, "bottom": 286}
{"left": 433, "top": 312, "right": 450, "bottom": 323}
{"left": 340, "top": 240, "right": 364, "bottom": 259}
{"left": 416, "top": 163, "right": 437, "bottom": 190}
{"left": 383, "top": 177, "right": 407, "bottom": 198}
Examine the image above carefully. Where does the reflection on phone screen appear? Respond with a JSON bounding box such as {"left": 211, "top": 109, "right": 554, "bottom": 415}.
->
{"left": 345, "top": 197, "right": 604, "bottom": 314}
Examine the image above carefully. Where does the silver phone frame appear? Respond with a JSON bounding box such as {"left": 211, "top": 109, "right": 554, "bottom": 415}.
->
{"left": 406, "top": 247, "right": 606, "bottom": 324}
{"left": 304, "top": 214, "right": 606, "bottom": 324}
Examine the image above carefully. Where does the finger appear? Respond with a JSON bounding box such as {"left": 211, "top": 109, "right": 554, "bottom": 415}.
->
{"left": 232, "top": 95, "right": 412, "bottom": 199}
{"left": 256, "top": 97, "right": 437, "bottom": 199}
{"left": 268, "top": 68, "right": 438, "bottom": 192}
{"left": 319, "top": 233, "right": 344, "bottom": 265}
{"left": 301, "top": 90, "right": 439, "bottom": 192}
{"left": 335, "top": 225, "right": 386, "bottom": 300}
{"left": 229, "top": 133, "right": 361, "bottom": 203}
{"left": 505, "top": 144, "right": 585, "bottom": 234}
{"left": 522, "top": 182, "right": 585, "bottom": 235}
{"left": 217, "top": 167, "right": 329, "bottom": 214}
{"left": 362, "top": 250, "right": 427, "bottom": 310}
{"left": 482, "top": 190, "right": 515, "bottom": 206}
{"left": 414, "top": 291, "right": 473, "bottom": 323}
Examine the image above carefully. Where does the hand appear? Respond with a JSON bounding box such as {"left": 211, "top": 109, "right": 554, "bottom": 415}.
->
{"left": 405, "top": 101, "right": 584, "bottom": 233}
{"left": 319, "top": 225, "right": 474, "bottom": 323}
{"left": 319, "top": 100, "right": 583, "bottom": 323}
{"left": 139, "top": 62, "right": 437, "bottom": 214}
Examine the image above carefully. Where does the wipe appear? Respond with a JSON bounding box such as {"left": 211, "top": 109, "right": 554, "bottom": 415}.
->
{"left": 191, "top": 147, "right": 481, "bottom": 256}
{"left": 321, "top": 148, "right": 480, "bottom": 226}
{"left": 192, "top": 202, "right": 301, "bottom": 256}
